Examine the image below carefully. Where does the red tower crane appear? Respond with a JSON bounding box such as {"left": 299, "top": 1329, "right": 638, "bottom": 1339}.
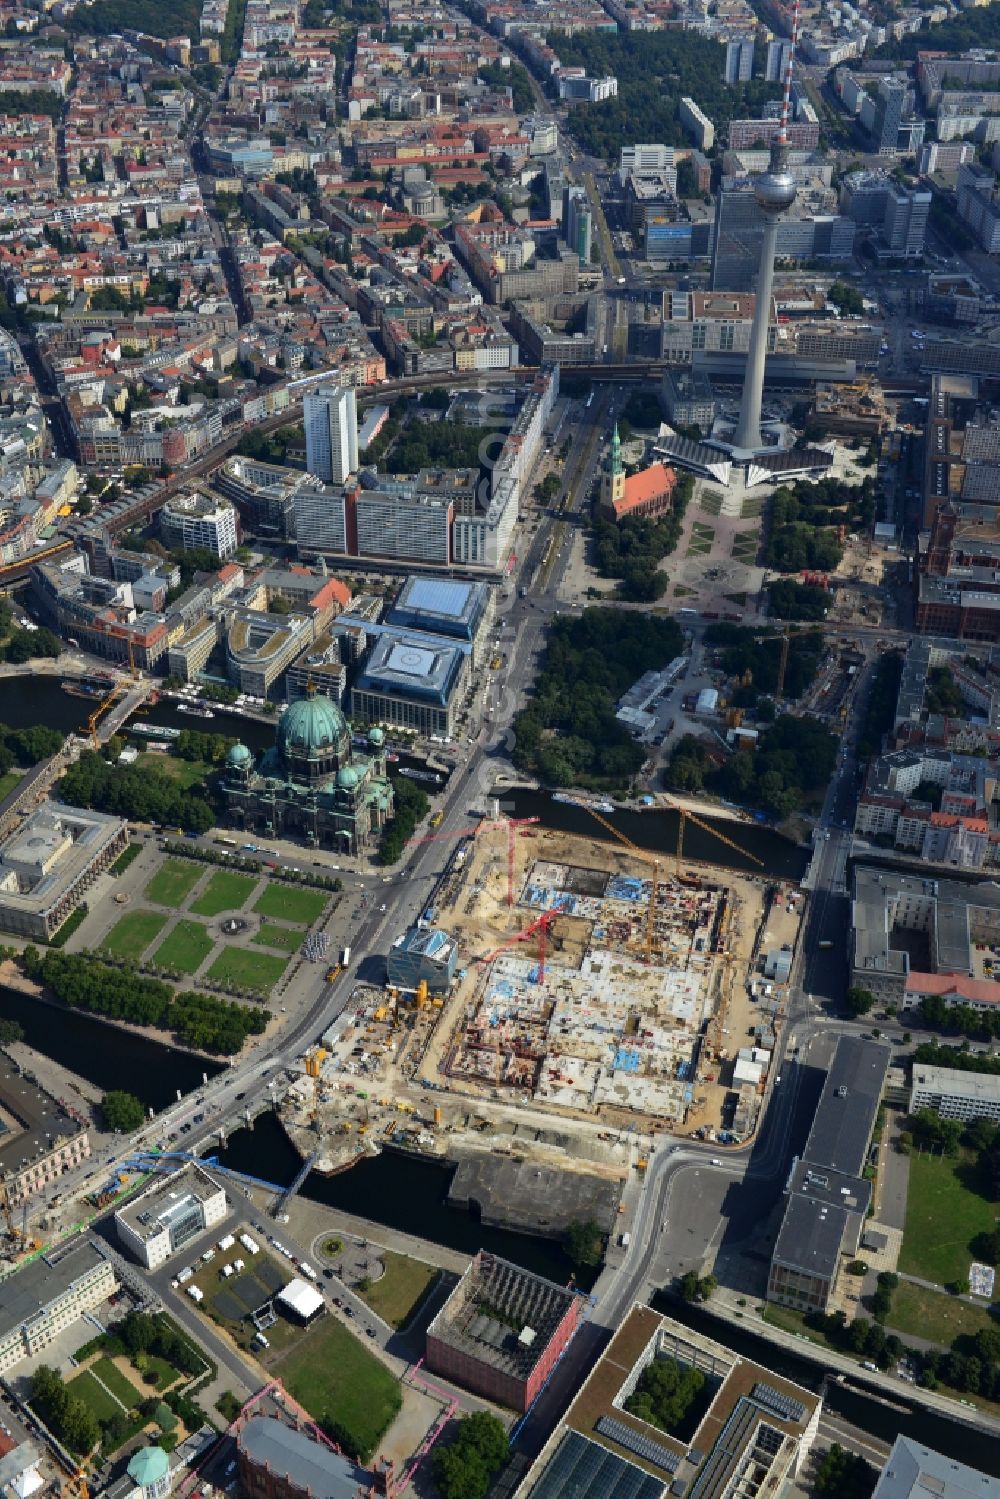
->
{"left": 477, "top": 908, "right": 558, "bottom": 983}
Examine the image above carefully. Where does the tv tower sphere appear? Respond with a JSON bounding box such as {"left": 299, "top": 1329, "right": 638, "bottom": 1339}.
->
{"left": 754, "top": 161, "right": 797, "bottom": 216}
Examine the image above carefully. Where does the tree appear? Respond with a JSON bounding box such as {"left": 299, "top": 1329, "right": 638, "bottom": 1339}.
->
{"left": 433, "top": 1413, "right": 509, "bottom": 1499}
{"left": 565, "top": 1218, "right": 604, "bottom": 1267}
{"left": 971, "top": 1227, "right": 1000, "bottom": 1265}
{"left": 624, "top": 1355, "right": 707, "bottom": 1434}
{"left": 814, "top": 1443, "right": 877, "bottom": 1499}
{"left": 101, "top": 1090, "right": 146, "bottom": 1133}
{"left": 679, "top": 1270, "right": 700, "bottom": 1302}
{"left": 846, "top": 987, "right": 875, "bottom": 1017}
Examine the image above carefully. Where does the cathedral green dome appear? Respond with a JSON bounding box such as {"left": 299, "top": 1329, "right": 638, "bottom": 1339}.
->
{"left": 337, "top": 765, "right": 360, "bottom": 790}
{"left": 368, "top": 726, "right": 385, "bottom": 747}
{"left": 227, "top": 741, "right": 252, "bottom": 770}
{"left": 127, "top": 1447, "right": 169, "bottom": 1489}
{"left": 277, "top": 695, "right": 349, "bottom": 760}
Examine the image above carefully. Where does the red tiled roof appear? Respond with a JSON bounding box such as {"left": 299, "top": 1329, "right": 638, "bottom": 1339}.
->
{"left": 905, "top": 971, "right": 1000, "bottom": 1006}
{"left": 612, "top": 462, "right": 676, "bottom": 520}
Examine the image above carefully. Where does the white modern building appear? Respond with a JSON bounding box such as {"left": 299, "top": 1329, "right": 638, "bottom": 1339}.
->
{"left": 619, "top": 143, "right": 675, "bottom": 178}
{"left": 115, "top": 1162, "right": 228, "bottom": 1269}
{"left": 304, "top": 384, "right": 358, "bottom": 485}
{"left": 909, "top": 1063, "right": 1000, "bottom": 1123}
{"left": 873, "top": 1436, "right": 1000, "bottom": 1499}
{"left": 161, "top": 491, "right": 239, "bottom": 560}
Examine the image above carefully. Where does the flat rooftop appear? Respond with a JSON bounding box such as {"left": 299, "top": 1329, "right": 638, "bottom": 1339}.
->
{"left": 115, "top": 1162, "right": 223, "bottom": 1244}
{"left": 873, "top": 1435, "right": 1000, "bottom": 1499}
{"left": 911, "top": 1063, "right": 1000, "bottom": 1104}
{"left": 388, "top": 575, "right": 489, "bottom": 640}
{"left": 802, "top": 1036, "right": 891, "bottom": 1177}
{"left": 0, "top": 1238, "right": 112, "bottom": 1341}
{"left": 771, "top": 1190, "right": 853, "bottom": 1282}
{"left": 428, "top": 1251, "right": 580, "bottom": 1381}
{"left": 540, "top": 1307, "right": 819, "bottom": 1499}
{"left": 0, "top": 801, "right": 125, "bottom": 922}
{"left": 357, "top": 631, "right": 465, "bottom": 705}
{"left": 0, "top": 1061, "right": 86, "bottom": 1179}
{"left": 238, "top": 1417, "right": 376, "bottom": 1499}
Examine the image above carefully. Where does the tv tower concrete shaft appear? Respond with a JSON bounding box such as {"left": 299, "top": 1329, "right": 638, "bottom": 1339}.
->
{"left": 732, "top": 0, "right": 800, "bottom": 455}
{"left": 732, "top": 214, "right": 780, "bottom": 454}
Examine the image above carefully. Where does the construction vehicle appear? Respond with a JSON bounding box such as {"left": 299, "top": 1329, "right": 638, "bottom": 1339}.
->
{"left": 325, "top": 964, "right": 342, "bottom": 982}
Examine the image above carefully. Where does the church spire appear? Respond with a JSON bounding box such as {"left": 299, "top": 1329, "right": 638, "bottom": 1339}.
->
{"left": 610, "top": 423, "right": 623, "bottom": 476}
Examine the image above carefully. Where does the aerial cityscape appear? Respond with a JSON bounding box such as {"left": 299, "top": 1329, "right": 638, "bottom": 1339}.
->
{"left": 0, "top": 0, "right": 996, "bottom": 1494}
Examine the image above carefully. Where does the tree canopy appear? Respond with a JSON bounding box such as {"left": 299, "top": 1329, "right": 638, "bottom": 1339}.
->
{"left": 565, "top": 1218, "right": 604, "bottom": 1267}
{"left": 513, "top": 609, "right": 684, "bottom": 788}
{"left": 101, "top": 1090, "right": 146, "bottom": 1133}
{"left": 624, "top": 1355, "right": 708, "bottom": 1439}
{"left": 814, "top": 1444, "right": 876, "bottom": 1499}
{"left": 22, "top": 950, "right": 268, "bottom": 1055}
{"left": 31, "top": 1366, "right": 99, "bottom": 1456}
{"left": 666, "top": 712, "right": 836, "bottom": 819}
{"left": 60, "top": 750, "right": 216, "bottom": 832}
{"left": 766, "top": 580, "right": 830, "bottom": 622}
{"left": 545, "top": 30, "right": 780, "bottom": 161}
{"left": 433, "top": 1412, "right": 509, "bottom": 1499}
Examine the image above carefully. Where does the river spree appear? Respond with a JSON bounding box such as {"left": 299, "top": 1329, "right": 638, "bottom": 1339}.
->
{"left": 0, "top": 984, "right": 224, "bottom": 1110}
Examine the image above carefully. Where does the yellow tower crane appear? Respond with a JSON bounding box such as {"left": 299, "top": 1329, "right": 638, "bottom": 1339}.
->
{"left": 87, "top": 683, "right": 124, "bottom": 748}
{"left": 670, "top": 799, "right": 765, "bottom": 873}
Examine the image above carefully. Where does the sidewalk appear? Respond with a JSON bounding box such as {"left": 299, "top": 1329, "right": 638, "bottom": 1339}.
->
{"left": 709, "top": 1288, "right": 1000, "bottom": 1433}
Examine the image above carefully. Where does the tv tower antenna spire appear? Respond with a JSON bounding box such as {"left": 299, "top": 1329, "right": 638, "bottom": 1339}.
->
{"left": 731, "top": 0, "right": 801, "bottom": 456}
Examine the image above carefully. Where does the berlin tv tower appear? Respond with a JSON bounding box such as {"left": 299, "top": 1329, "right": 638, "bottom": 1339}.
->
{"left": 732, "top": 0, "right": 800, "bottom": 455}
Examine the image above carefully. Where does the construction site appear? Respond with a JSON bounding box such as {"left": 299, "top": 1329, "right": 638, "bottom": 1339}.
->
{"left": 279, "top": 805, "right": 797, "bottom": 1204}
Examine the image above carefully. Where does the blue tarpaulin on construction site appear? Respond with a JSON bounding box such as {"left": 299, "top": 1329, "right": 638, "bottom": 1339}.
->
{"left": 607, "top": 877, "right": 646, "bottom": 903}
{"left": 676, "top": 1061, "right": 691, "bottom": 1080}
{"left": 614, "top": 1049, "right": 641, "bottom": 1072}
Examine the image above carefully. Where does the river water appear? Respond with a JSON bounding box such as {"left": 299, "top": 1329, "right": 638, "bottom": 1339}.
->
{"left": 502, "top": 791, "right": 809, "bottom": 882}
{"left": 0, "top": 984, "right": 224, "bottom": 1109}
{"left": 215, "top": 1111, "right": 591, "bottom": 1287}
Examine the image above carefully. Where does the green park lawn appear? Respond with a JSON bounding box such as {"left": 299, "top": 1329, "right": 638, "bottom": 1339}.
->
{"left": 67, "top": 1368, "right": 123, "bottom": 1424}
{"left": 144, "top": 858, "right": 204, "bottom": 907}
{"left": 253, "top": 884, "right": 327, "bottom": 926}
{"left": 899, "top": 1149, "right": 996, "bottom": 1286}
{"left": 0, "top": 771, "right": 21, "bottom": 802}
{"left": 888, "top": 1281, "right": 998, "bottom": 1346}
{"left": 355, "top": 1251, "right": 438, "bottom": 1330}
{"left": 140, "top": 1354, "right": 180, "bottom": 1390}
{"left": 136, "top": 751, "right": 212, "bottom": 791}
{"left": 191, "top": 870, "right": 258, "bottom": 917}
{"left": 252, "top": 923, "right": 303, "bottom": 955}
{"left": 152, "top": 919, "right": 215, "bottom": 974}
{"left": 206, "top": 946, "right": 286, "bottom": 991}
{"left": 274, "top": 1317, "right": 401, "bottom": 1460}
{"left": 99, "top": 909, "right": 168, "bottom": 960}
{"left": 91, "top": 1357, "right": 141, "bottom": 1407}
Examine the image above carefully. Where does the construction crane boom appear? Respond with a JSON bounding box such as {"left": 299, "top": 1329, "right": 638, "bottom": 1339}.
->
{"left": 668, "top": 801, "right": 765, "bottom": 870}
{"left": 478, "top": 908, "right": 557, "bottom": 972}
{"left": 581, "top": 806, "right": 660, "bottom": 958}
